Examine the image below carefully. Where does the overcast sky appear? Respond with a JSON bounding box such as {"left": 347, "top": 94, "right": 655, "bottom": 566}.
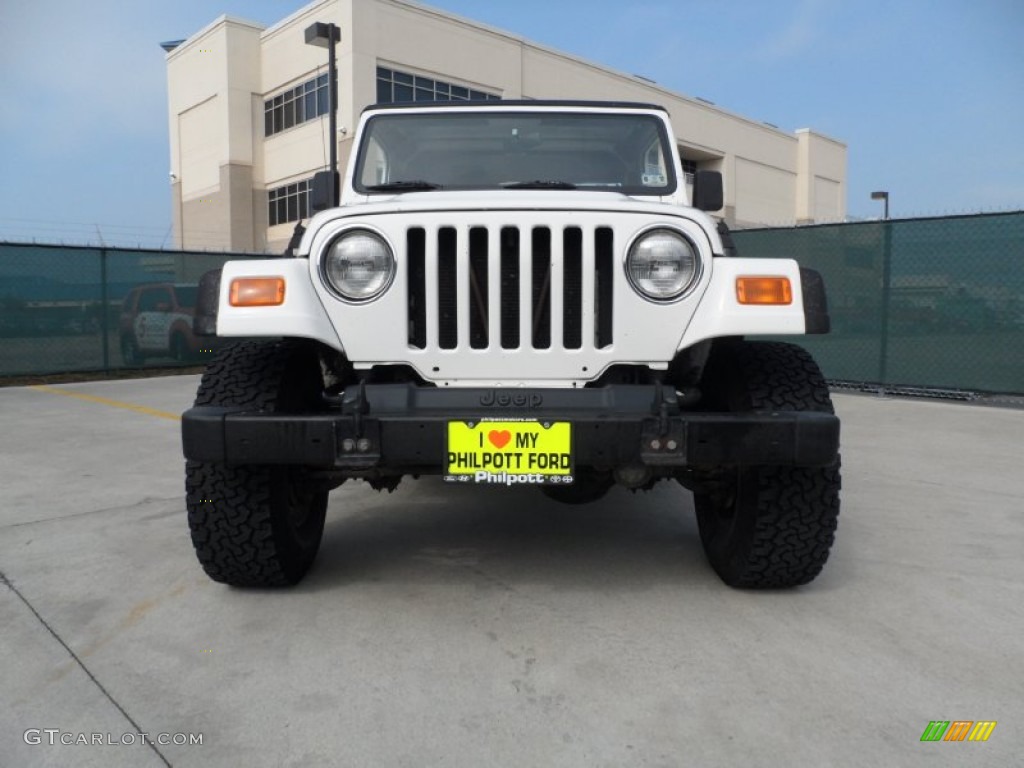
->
{"left": 0, "top": 0, "right": 1021, "bottom": 248}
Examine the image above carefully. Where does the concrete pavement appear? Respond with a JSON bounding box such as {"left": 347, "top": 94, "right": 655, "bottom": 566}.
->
{"left": 1, "top": 376, "right": 1021, "bottom": 767}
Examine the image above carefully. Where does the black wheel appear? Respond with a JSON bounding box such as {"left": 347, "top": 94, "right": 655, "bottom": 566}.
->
{"left": 185, "top": 340, "right": 328, "bottom": 587}
{"left": 693, "top": 341, "right": 841, "bottom": 589}
{"left": 121, "top": 335, "right": 144, "bottom": 366}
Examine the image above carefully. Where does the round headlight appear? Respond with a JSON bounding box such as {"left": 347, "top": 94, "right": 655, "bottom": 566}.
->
{"left": 626, "top": 228, "right": 700, "bottom": 301}
{"left": 322, "top": 229, "right": 395, "bottom": 302}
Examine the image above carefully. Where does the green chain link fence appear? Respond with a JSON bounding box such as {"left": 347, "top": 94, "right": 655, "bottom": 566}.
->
{"left": 2, "top": 211, "right": 1022, "bottom": 393}
{"left": 0, "top": 244, "right": 260, "bottom": 376}
{"left": 733, "top": 211, "right": 1024, "bottom": 395}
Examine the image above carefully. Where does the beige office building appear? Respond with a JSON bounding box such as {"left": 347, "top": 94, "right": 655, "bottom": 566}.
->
{"left": 165, "top": 0, "right": 847, "bottom": 253}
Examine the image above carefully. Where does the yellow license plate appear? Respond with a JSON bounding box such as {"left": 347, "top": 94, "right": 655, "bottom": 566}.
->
{"left": 446, "top": 420, "right": 573, "bottom": 486}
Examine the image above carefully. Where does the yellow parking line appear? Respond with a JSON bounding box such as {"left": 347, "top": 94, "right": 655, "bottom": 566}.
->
{"left": 30, "top": 385, "right": 182, "bottom": 422}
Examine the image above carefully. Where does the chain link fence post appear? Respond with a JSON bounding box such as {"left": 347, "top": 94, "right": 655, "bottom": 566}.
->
{"left": 99, "top": 247, "right": 110, "bottom": 372}
{"left": 877, "top": 221, "right": 893, "bottom": 394}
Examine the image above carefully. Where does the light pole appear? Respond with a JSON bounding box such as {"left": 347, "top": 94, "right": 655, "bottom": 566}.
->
{"left": 305, "top": 22, "right": 342, "bottom": 207}
{"left": 871, "top": 190, "right": 889, "bottom": 220}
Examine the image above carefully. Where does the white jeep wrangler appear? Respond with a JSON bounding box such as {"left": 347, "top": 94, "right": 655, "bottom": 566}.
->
{"left": 182, "top": 101, "right": 840, "bottom": 589}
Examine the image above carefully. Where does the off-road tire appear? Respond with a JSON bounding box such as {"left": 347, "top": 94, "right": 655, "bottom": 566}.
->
{"left": 694, "top": 341, "right": 841, "bottom": 589}
{"left": 185, "top": 340, "right": 328, "bottom": 587}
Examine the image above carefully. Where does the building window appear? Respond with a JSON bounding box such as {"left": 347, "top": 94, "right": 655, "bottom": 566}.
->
{"left": 264, "top": 74, "right": 330, "bottom": 137}
{"left": 268, "top": 179, "right": 312, "bottom": 226}
{"left": 681, "top": 158, "right": 697, "bottom": 185}
{"left": 376, "top": 66, "right": 500, "bottom": 104}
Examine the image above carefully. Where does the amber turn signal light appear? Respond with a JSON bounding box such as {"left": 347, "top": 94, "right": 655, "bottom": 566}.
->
{"left": 229, "top": 277, "right": 286, "bottom": 306}
{"left": 736, "top": 277, "right": 792, "bottom": 305}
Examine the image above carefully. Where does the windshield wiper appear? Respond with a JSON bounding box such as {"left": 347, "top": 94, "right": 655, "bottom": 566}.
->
{"left": 501, "top": 180, "right": 577, "bottom": 190}
{"left": 365, "top": 180, "right": 443, "bottom": 192}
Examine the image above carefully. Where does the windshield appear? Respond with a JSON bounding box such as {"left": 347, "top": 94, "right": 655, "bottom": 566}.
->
{"left": 353, "top": 111, "right": 677, "bottom": 196}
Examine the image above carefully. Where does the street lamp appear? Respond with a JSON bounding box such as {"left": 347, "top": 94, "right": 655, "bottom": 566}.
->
{"left": 305, "top": 22, "right": 342, "bottom": 208}
{"left": 871, "top": 190, "right": 889, "bottom": 220}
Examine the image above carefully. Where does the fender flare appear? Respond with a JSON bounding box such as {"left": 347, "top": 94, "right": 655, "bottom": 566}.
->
{"left": 200, "top": 260, "right": 344, "bottom": 352}
{"left": 678, "top": 259, "right": 829, "bottom": 349}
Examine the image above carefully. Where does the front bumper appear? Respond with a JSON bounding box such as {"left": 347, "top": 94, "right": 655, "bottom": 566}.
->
{"left": 181, "top": 383, "right": 839, "bottom": 471}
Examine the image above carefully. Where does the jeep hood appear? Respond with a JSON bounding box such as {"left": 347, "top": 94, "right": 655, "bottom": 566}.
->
{"left": 299, "top": 190, "right": 718, "bottom": 255}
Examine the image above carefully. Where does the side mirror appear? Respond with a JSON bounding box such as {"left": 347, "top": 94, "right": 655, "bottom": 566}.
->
{"left": 311, "top": 170, "right": 339, "bottom": 211}
{"left": 692, "top": 170, "right": 723, "bottom": 212}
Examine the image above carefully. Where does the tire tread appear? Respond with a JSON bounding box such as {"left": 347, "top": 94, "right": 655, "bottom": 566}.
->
{"left": 185, "top": 341, "right": 325, "bottom": 587}
{"left": 697, "top": 341, "right": 841, "bottom": 589}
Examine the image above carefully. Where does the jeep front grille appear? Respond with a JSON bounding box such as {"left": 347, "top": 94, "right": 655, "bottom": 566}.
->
{"left": 406, "top": 225, "right": 615, "bottom": 352}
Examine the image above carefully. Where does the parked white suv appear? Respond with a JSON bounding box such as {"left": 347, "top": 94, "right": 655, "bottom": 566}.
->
{"left": 182, "top": 101, "right": 840, "bottom": 589}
